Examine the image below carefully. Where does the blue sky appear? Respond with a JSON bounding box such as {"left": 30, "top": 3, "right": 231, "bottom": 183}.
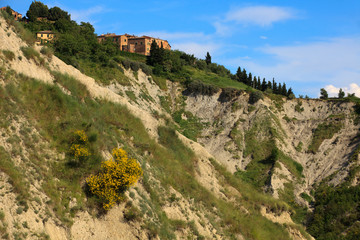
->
{"left": 3, "top": 0, "right": 360, "bottom": 97}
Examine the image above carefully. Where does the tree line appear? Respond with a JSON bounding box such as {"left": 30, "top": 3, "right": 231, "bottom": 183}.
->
{"left": 235, "top": 66, "right": 294, "bottom": 98}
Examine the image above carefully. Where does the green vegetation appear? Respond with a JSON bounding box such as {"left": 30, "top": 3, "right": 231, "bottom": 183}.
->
{"left": 295, "top": 142, "right": 303, "bottom": 152}
{"left": 185, "top": 66, "right": 248, "bottom": 91}
{"left": 172, "top": 110, "right": 204, "bottom": 141}
{"left": 40, "top": 46, "right": 53, "bottom": 59}
{"left": 308, "top": 184, "right": 360, "bottom": 240}
{"left": 20, "top": 46, "right": 44, "bottom": 65}
{"left": 300, "top": 192, "right": 312, "bottom": 203}
{"left": 2, "top": 50, "right": 15, "bottom": 61}
{"left": 0, "top": 147, "right": 29, "bottom": 201}
{"left": 308, "top": 118, "right": 343, "bottom": 153}
{"left": 249, "top": 91, "right": 264, "bottom": 104}
{"left": 295, "top": 101, "right": 304, "bottom": 112}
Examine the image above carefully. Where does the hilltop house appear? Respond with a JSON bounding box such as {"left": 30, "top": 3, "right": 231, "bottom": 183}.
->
{"left": 0, "top": 7, "right": 22, "bottom": 20}
{"left": 97, "top": 33, "right": 171, "bottom": 56}
{"left": 36, "top": 30, "right": 55, "bottom": 45}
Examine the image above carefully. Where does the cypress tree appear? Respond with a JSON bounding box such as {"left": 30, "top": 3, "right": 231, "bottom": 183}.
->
{"left": 241, "top": 69, "right": 247, "bottom": 84}
{"left": 278, "top": 83, "right": 282, "bottom": 95}
{"left": 248, "top": 72, "right": 252, "bottom": 86}
{"left": 267, "top": 81, "right": 272, "bottom": 91}
{"left": 205, "top": 52, "right": 211, "bottom": 65}
{"left": 236, "top": 67, "right": 242, "bottom": 82}
{"left": 261, "top": 78, "right": 267, "bottom": 91}
{"left": 287, "top": 87, "right": 294, "bottom": 97}
{"left": 282, "top": 83, "right": 287, "bottom": 96}
{"left": 272, "top": 78, "right": 277, "bottom": 93}
{"left": 257, "top": 77, "right": 261, "bottom": 90}
{"left": 253, "top": 76, "right": 257, "bottom": 88}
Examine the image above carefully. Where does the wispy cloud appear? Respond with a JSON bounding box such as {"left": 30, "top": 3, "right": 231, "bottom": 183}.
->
{"left": 225, "top": 6, "right": 296, "bottom": 27}
{"left": 212, "top": 5, "right": 297, "bottom": 36}
{"left": 325, "top": 83, "right": 360, "bottom": 97}
{"left": 69, "top": 6, "right": 106, "bottom": 23}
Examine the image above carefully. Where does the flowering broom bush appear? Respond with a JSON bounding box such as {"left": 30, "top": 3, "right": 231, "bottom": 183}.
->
{"left": 86, "top": 148, "right": 142, "bottom": 210}
{"left": 69, "top": 130, "right": 90, "bottom": 163}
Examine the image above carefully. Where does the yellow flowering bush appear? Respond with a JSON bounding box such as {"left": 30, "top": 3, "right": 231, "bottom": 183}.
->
{"left": 86, "top": 148, "right": 143, "bottom": 210}
{"left": 69, "top": 130, "right": 90, "bottom": 163}
{"left": 70, "top": 144, "right": 90, "bottom": 159}
{"left": 73, "top": 130, "right": 88, "bottom": 144}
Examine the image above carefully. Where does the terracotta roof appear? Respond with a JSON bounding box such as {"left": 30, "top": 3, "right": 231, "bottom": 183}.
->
{"left": 37, "top": 30, "right": 54, "bottom": 34}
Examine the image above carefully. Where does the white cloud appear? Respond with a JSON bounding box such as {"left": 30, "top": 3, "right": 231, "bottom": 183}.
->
{"left": 69, "top": 6, "right": 105, "bottom": 23}
{"left": 260, "top": 36, "right": 268, "bottom": 39}
{"left": 325, "top": 83, "right": 360, "bottom": 97}
{"left": 225, "top": 6, "right": 296, "bottom": 27}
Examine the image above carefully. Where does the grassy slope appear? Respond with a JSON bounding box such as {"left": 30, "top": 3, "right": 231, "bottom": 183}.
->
{"left": 0, "top": 68, "right": 300, "bottom": 239}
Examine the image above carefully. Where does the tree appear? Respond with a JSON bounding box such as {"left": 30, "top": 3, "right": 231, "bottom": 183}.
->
{"left": 86, "top": 148, "right": 143, "bottom": 210}
{"left": 247, "top": 72, "right": 252, "bottom": 86}
{"left": 281, "top": 83, "right": 287, "bottom": 96}
{"left": 257, "top": 77, "right": 261, "bottom": 90}
{"left": 5, "top": 6, "right": 13, "bottom": 17}
{"left": 26, "top": 1, "right": 49, "bottom": 22}
{"left": 287, "top": 87, "right": 294, "bottom": 97}
{"left": 272, "top": 78, "right": 277, "bottom": 94}
{"left": 48, "top": 6, "right": 70, "bottom": 21}
{"left": 241, "top": 69, "right": 247, "bottom": 84}
{"left": 205, "top": 52, "right": 211, "bottom": 65}
{"left": 338, "top": 88, "right": 345, "bottom": 99}
{"left": 320, "top": 88, "right": 328, "bottom": 99}
{"left": 261, "top": 78, "right": 267, "bottom": 91}
{"left": 147, "top": 40, "right": 160, "bottom": 66}
{"left": 236, "top": 67, "right": 242, "bottom": 82}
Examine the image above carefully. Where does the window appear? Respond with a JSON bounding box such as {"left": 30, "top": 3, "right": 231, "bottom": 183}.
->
{"left": 41, "top": 34, "right": 43, "bottom": 37}
{"left": 124, "top": 39, "right": 126, "bottom": 42}
{"left": 135, "top": 42, "right": 137, "bottom": 45}
{"left": 140, "top": 42, "right": 143, "bottom": 45}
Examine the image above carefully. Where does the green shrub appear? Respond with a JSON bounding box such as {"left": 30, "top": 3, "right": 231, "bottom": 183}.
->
{"left": 295, "top": 142, "right": 303, "bottom": 152}
{"left": 20, "top": 46, "right": 44, "bottom": 65}
{"left": 139, "top": 63, "right": 152, "bottom": 75}
{"left": 121, "top": 58, "right": 131, "bottom": 69}
{"left": 40, "top": 46, "right": 54, "bottom": 59}
{"left": 2, "top": 50, "right": 15, "bottom": 61}
{"left": 249, "top": 91, "right": 264, "bottom": 104}
{"left": 308, "top": 121, "right": 343, "bottom": 153}
{"left": 130, "top": 61, "right": 140, "bottom": 72}
{"left": 295, "top": 101, "right": 304, "bottom": 112}
{"left": 123, "top": 205, "right": 141, "bottom": 222}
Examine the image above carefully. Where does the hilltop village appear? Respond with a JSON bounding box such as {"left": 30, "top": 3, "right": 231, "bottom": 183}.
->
{"left": 0, "top": 6, "right": 171, "bottom": 56}
{"left": 97, "top": 33, "right": 171, "bottom": 56}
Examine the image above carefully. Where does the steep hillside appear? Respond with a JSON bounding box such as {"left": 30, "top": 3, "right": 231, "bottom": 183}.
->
{"left": 0, "top": 12, "right": 359, "bottom": 240}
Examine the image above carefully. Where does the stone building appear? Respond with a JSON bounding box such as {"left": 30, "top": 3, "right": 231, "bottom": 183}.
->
{"left": 97, "top": 33, "right": 171, "bottom": 56}
{"left": 36, "top": 30, "right": 55, "bottom": 45}
{"left": 0, "top": 7, "right": 22, "bottom": 20}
